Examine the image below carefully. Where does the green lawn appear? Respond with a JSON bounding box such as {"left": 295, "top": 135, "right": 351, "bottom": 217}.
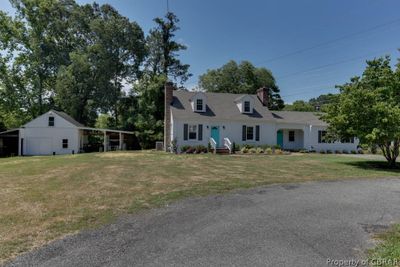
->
{"left": 369, "top": 224, "right": 400, "bottom": 266}
{"left": 0, "top": 151, "right": 399, "bottom": 263}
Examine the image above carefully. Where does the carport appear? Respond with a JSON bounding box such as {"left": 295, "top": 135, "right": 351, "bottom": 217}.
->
{"left": 0, "top": 129, "right": 20, "bottom": 157}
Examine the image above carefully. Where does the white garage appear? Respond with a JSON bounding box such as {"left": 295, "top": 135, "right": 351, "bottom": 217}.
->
{"left": 0, "top": 110, "right": 137, "bottom": 156}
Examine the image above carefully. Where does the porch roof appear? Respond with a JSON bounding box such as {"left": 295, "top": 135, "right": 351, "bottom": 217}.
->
{"left": 77, "top": 127, "right": 134, "bottom": 135}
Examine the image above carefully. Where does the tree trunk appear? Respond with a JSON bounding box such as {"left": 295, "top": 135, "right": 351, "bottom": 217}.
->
{"left": 379, "top": 140, "right": 399, "bottom": 168}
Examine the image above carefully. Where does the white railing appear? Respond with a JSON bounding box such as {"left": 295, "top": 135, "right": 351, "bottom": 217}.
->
{"left": 224, "top": 137, "right": 232, "bottom": 154}
{"left": 209, "top": 137, "right": 217, "bottom": 153}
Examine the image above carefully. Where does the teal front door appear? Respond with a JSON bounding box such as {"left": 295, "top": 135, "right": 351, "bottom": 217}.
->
{"left": 211, "top": 126, "right": 220, "bottom": 147}
{"left": 277, "top": 130, "right": 283, "bottom": 148}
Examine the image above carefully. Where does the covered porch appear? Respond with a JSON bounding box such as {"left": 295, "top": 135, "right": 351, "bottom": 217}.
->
{"left": 0, "top": 129, "right": 20, "bottom": 157}
{"left": 78, "top": 127, "right": 137, "bottom": 153}
{"left": 276, "top": 128, "right": 304, "bottom": 151}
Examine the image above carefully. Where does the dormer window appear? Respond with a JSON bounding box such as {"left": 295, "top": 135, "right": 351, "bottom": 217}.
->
{"left": 190, "top": 92, "right": 206, "bottom": 112}
{"left": 244, "top": 101, "right": 251, "bottom": 113}
{"left": 48, "top": 116, "right": 55, "bottom": 126}
{"left": 196, "top": 99, "right": 203, "bottom": 111}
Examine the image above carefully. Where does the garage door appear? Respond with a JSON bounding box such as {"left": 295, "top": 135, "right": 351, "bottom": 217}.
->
{"left": 26, "top": 137, "right": 53, "bottom": 155}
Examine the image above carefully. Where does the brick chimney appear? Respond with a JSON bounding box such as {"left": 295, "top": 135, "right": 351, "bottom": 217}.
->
{"left": 164, "top": 82, "right": 174, "bottom": 151}
{"left": 257, "top": 87, "right": 269, "bottom": 107}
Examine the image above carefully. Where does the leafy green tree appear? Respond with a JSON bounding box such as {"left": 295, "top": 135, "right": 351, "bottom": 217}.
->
{"left": 199, "top": 60, "right": 284, "bottom": 110}
{"left": 323, "top": 56, "right": 400, "bottom": 166}
{"left": 283, "top": 100, "right": 314, "bottom": 112}
{"left": 134, "top": 75, "right": 167, "bottom": 148}
{"left": 134, "top": 12, "right": 191, "bottom": 148}
{"left": 145, "top": 12, "right": 191, "bottom": 83}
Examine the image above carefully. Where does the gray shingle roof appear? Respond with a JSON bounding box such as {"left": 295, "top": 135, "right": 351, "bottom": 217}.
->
{"left": 272, "top": 111, "right": 327, "bottom": 126}
{"left": 171, "top": 91, "right": 275, "bottom": 122}
{"left": 51, "top": 110, "right": 85, "bottom": 127}
{"left": 171, "top": 91, "right": 326, "bottom": 126}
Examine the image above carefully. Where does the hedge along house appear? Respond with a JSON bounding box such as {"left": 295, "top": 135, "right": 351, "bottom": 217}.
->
{"left": 163, "top": 82, "right": 359, "bottom": 153}
{"left": 0, "top": 110, "right": 137, "bottom": 156}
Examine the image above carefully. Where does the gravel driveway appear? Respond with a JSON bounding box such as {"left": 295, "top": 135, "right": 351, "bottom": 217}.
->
{"left": 7, "top": 178, "right": 400, "bottom": 267}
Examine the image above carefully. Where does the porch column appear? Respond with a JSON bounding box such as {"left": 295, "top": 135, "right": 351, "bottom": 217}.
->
{"left": 103, "top": 131, "right": 107, "bottom": 152}
{"left": 119, "top": 132, "right": 123, "bottom": 150}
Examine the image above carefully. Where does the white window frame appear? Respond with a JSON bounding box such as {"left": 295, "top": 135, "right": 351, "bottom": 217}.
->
{"left": 188, "top": 124, "right": 197, "bottom": 140}
{"left": 62, "top": 139, "right": 68, "bottom": 149}
{"left": 48, "top": 116, "right": 55, "bottom": 127}
{"left": 243, "top": 101, "right": 251, "bottom": 113}
{"left": 196, "top": 99, "right": 203, "bottom": 112}
{"left": 246, "top": 126, "right": 254, "bottom": 140}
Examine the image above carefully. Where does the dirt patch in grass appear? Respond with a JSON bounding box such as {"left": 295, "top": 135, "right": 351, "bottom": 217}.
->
{"left": 0, "top": 151, "right": 399, "bottom": 264}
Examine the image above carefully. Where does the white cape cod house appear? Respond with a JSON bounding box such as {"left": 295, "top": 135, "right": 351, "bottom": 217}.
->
{"left": 163, "top": 82, "right": 358, "bottom": 153}
{"left": 0, "top": 110, "right": 135, "bottom": 156}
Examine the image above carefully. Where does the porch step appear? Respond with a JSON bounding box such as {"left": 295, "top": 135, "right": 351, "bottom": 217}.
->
{"left": 214, "top": 147, "right": 230, "bottom": 155}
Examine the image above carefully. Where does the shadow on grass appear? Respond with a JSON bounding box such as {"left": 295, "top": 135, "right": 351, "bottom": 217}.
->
{"left": 343, "top": 160, "right": 400, "bottom": 173}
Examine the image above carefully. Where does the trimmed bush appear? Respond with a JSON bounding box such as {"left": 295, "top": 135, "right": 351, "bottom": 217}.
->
{"left": 342, "top": 150, "right": 349, "bottom": 154}
{"left": 256, "top": 147, "right": 264, "bottom": 154}
{"left": 265, "top": 147, "right": 272, "bottom": 154}
{"left": 233, "top": 142, "right": 241, "bottom": 151}
{"left": 180, "top": 145, "right": 191, "bottom": 153}
{"left": 320, "top": 150, "right": 326, "bottom": 154}
{"left": 351, "top": 150, "right": 357, "bottom": 154}
{"left": 335, "top": 150, "right": 342, "bottom": 154}
{"left": 241, "top": 147, "right": 249, "bottom": 154}
{"left": 275, "top": 149, "right": 283, "bottom": 155}
{"left": 326, "top": 150, "right": 333, "bottom": 154}
{"left": 249, "top": 148, "right": 257, "bottom": 153}
{"left": 195, "top": 145, "right": 207, "bottom": 154}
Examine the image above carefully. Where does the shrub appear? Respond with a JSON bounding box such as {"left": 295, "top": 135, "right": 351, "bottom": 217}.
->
{"left": 320, "top": 150, "right": 326, "bottom": 154}
{"left": 260, "top": 144, "right": 271, "bottom": 150}
{"left": 186, "top": 147, "right": 196, "bottom": 154}
{"left": 335, "top": 150, "right": 342, "bottom": 154}
{"left": 249, "top": 148, "right": 257, "bottom": 153}
{"left": 351, "top": 150, "right": 357, "bottom": 154}
{"left": 233, "top": 142, "right": 241, "bottom": 151}
{"left": 265, "top": 147, "right": 272, "bottom": 154}
{"left": 180, "top": 145, "right": 191, "bottom": 153}
{"left": 244, "top": 144, "right": 255, "bottom": 149}
{"left": 342, "top": 150, "right": 349, "bottom": 154}
{"left": 256, "top": 147, "right": 264, "bottom": 153}
{"left": 275, "top": 149, "right": 283, "bottom": 155}
{"left": 195, "top": 145, "right": 207, "bottom": 153}
{"left": 299, "top": 149, "right": 308, "bottom": 153}
{"left": 273, "top": 144, "right": 281, "bottom": 149}
{"left": 326, "top": 150, "right": 333, "bottom": 154}
{"left": 358, "top": 149, "right": 364, "bottom": 154}
{"left": 241, "top": 147, "right": 249, "bottom": 154}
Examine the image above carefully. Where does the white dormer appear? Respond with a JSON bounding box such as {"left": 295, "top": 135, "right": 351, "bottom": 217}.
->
{"left": 235, "top": 95, "right": 254, "bottom": 114}
{"left": 189, "top": 92, "right": 206, "bottom": 112}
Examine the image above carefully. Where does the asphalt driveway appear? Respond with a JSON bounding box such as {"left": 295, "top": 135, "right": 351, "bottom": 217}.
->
{"left": 7, "top": 178, "right": 400, "bottom": 267}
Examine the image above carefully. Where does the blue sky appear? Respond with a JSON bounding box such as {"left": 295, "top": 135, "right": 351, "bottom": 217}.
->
{"left": 1, "top": 0, "right": 400, "bottom": 103}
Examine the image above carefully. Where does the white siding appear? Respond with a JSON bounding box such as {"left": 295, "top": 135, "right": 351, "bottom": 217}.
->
{"left": 20, "top": 111, "right": 80, "bottom": 155}
{"left": 172, "top": 118, "right": 359, "bottom": 152}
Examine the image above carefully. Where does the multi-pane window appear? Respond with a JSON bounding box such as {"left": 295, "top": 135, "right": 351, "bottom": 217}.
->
{"left": 188, "top": 125, "right": 197, "bottom": 140}
{"left": 196, "top": 99, "right": 203, "bottom": 111}
{"left": 244, "top": 101, "right": 251, "bottom": 112}
{"left": 289, "top": 131, "right": 295, "bottom": 142}
{"left": 246, "top": 126, "right": 254, "bottom": 140}
{"left": 48, "top": 116, "right": 55, "bottom": 126}
{"left": 341, "top": 137, "right": 355, "bottom": 143}
{"left": 62, "top": 139, "right": 68, "bottom": 149}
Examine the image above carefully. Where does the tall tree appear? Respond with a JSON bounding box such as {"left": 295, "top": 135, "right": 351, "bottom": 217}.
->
{"left": 134, "top": 12, "right": 191, "bottom": 148}
{"left": 323, "top": 56, "right": 400, "bottom": 167}
{"left": 199, "top": 60, "right": 284, "bottom": 110}
{"left": 145, "top": 12, "right": 191, "bottom": 83}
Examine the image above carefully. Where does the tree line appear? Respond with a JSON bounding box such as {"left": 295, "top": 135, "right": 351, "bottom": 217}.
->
{"left": 0, "top": 0, "right": 284, "bottom": 148}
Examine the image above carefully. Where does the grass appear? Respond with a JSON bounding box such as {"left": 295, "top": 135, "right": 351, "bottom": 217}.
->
{"left": 369, "top": 224, "right": 400, "bottom": 266}
{"left": 0, "top": 151, "right": 399, "bottom": 263}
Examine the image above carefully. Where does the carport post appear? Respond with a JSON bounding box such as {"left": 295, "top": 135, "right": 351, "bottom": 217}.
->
{"left": 119, "top": 132, "right": 123, "bottom": 150}
{"left": 103, "top": 131, "right": 107, "bottom": 152}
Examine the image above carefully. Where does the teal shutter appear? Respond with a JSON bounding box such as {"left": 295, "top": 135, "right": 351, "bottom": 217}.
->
{"left": 184, "top": 124, "right": 188, "bottom": 140}
{"left": 198, "top": 124, "right": 203, "bottom": 140}
{"left": 255, "top": 125, "right": 260, "bottom": 141}
{"left": 242, "top": 125, "right": 246, "bottom": 141}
